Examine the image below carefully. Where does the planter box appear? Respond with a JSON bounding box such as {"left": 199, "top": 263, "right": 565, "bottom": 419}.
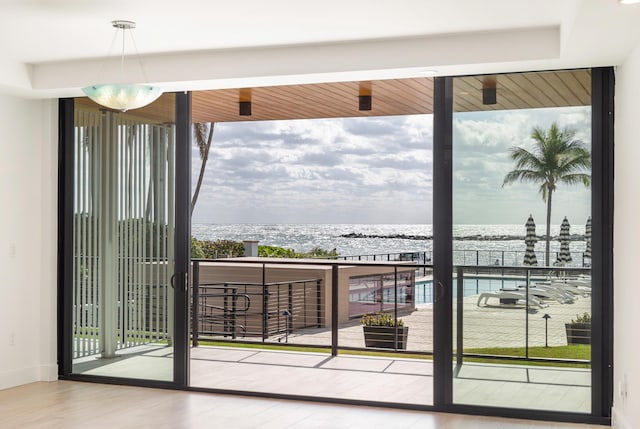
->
{"left": 565, "top": 323, "right": 591, "bottom": 345}
{"left": 363, "top": 326, "right": 409, "bottom": 349}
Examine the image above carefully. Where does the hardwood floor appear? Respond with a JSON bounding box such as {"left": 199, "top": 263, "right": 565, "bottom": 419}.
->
{"left": 0, "top": 381, "right": 603, "bottom": 429}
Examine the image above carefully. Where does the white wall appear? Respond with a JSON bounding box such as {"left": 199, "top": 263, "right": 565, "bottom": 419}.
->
{"left": 0, "top": 93, "right": 58, "bottom": 389}
{"left": 612, "top": 41, "right": 640, "bottom": 429}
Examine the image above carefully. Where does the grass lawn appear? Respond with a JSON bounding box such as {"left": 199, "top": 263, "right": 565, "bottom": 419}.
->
{"left": 195, "top": 341, "right": 590, "bottom": 367}
{"left": 463, "top": 344, "right": 591, "bottom": 368}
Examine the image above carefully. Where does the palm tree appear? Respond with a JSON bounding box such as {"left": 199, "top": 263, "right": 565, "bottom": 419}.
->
{"left": 503, "top": 122, "right": 591, "bottom": 266}
{"left": 191, "top": 122, "right": 215, "bottom": 215}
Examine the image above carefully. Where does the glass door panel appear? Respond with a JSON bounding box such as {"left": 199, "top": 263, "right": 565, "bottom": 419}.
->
{"left": 451, "top": 70, "right": 592, "bottom": 413}
{"left": 71, "top": 94, "right": 177, "bottom": 381}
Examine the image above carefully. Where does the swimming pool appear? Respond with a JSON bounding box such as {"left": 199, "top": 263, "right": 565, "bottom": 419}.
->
{"left": 415, "top": 277, "right": 524, "bottom": 304}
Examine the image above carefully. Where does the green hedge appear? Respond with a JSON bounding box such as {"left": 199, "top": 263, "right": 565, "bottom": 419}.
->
{"left": 191, "top": 237, "right": 338, "bottom": 259}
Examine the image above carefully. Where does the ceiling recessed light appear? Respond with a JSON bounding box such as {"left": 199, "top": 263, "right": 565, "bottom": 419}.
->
{"left": 619, "top": 0, "right": 640, "bottom": 5}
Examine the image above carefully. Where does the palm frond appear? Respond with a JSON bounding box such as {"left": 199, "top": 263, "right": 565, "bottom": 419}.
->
{"left": 560, "top": 173, "right": 591, "bottom": 187}
{"left": 503, "top": 121, "right": 591, "bottom": 199}
{"left": 194, "top": 123, "right": 210, "bottom": 160}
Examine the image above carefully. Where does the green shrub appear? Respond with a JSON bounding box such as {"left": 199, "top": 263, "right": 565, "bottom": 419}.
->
{"left": 258, "top": 245, "right": 297, "bottom": 258}
{"left": 191, "top": 237, "right": 339, "bottom": 259}
{"left": 191, "top": 237, "right": 205, "bottom": 258}
{"left": 571, "top": 312, "right": 592, "bottom": 324}
{"left": 360, "top": 312, "right": 404, "bottom": 327}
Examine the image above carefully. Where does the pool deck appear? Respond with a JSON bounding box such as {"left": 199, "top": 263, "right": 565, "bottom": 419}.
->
{"left": 286, "top": 291, "right": 591, "bottom": 352}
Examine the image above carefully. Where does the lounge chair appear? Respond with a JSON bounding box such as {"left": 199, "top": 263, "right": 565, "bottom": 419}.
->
{"left": 477, "top": 289, "right": 548, "bottom": 309}
{"left": 549, "top": 281, "right": 591, "bottom": 297}
{"left": 517, "top": 284, "right": 574, "bottom": 304}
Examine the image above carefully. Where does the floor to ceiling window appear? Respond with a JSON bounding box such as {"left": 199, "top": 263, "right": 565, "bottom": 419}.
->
{"left": 58, "top": 68, "right": 613, "bottom": 424}
{"left": 187, "top": 79, "right": 435, "bottom": 405}
{"left": 66, "top": 94, "right": 179, "bottom": 381}
{"left": 450, "top": 70, "right": 593, "bottom": 413}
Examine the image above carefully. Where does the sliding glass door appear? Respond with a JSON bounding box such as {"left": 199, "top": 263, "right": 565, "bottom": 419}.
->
{"left": 434, "top": 68, "right": 612, "bottom": 422}
{"left": 450, "top": 70, "right": 593, "bottom": 413}
{"left": 60, "top": 93, "right": 190, "bottom": 384}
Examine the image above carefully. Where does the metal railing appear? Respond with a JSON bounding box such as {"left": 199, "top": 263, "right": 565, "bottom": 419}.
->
{"left": 453, "top": 265, "right": 592, "bottom": 374}
{"left": 337, "top": 251, "right": 432, "bottom": 277}
{"left": 338, "top": 249, "right": 590, "bottom": 269}
{"left": 190, "top": 258, "right": 592, "bottom": 366}
{"left": 454, "top": 249, "right": 589, "bottom": 268}
{"left": 191, "top": 260, "right": 322, "bottom": 346}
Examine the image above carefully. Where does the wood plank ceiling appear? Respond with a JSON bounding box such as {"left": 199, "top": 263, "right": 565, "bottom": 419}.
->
{"left": 191, "top": 78, "right": 435, "bottom": 123}
{"left": 192, "top": 69, "right": 591, "bottom": 123}
{"left": 77, "top": 69, "right": 591, "bottom": 124}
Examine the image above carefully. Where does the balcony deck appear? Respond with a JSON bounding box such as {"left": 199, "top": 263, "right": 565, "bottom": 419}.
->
{"left": 75, "top": 291, "right": 591, "bottom": 413}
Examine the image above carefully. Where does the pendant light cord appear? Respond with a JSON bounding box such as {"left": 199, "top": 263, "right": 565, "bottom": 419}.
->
{"left": 93, "top": 22, "right": 150, "bottom": 85}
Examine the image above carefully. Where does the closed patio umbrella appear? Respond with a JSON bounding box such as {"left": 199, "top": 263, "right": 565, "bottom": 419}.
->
{"left": 556, "top": 216, "right": 572, "bottom": 265}
{"left": 584, "top": 216, "right": 592, "bottom": 261}
{"left": 523, "top": 214, "right": 538, "bottom": 266}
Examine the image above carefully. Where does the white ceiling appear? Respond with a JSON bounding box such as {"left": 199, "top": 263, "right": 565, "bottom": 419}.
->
{"left": 2, "top": 0, "right": 640, "bottom": 98}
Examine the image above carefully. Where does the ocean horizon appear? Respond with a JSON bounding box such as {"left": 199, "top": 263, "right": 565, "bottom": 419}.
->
{"left": 192, "top": 223, "right": 588, "bottom": 262}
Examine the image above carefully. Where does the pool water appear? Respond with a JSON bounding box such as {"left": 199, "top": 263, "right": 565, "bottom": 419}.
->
{"left": 415, "top": 277, "right": 523, "bottom": 304}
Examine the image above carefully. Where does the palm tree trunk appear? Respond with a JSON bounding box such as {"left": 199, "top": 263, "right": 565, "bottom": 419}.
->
{"left": 545, "top": 190, "right": 553, "bottom": 266}
{"left": 191, "top": 123, "right": 215, "bottom": 215}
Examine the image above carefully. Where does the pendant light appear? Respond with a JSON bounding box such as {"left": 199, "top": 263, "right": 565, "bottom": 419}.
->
{"left": 82, "top": 21, "right": 162, "bottom": 112}
{"left": 358, "top": 82, "right": 372, "bottom": 111}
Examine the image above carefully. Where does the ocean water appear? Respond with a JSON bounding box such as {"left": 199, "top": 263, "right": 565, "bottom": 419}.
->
{"left": 192, "top": 223, "right": 588, "bottom": 265}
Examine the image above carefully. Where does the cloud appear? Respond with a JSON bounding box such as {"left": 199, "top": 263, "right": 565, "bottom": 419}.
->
{"left": 191, "top": 115, "right": 434, "bottom": 224}
{"left": 191, "top": 106, "right": 591, "bottom": 226}
{"left": 452, "top": 106, "right": 591, "bottom": 224}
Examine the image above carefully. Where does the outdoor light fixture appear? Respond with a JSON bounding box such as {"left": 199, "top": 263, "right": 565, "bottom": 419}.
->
{"left": 82, "top": 21, "right": 162, "bottom": 112}
{"left": 482, "top": 76, "right": 497, "bottom": 105}
{"left": 239, "top": 88, "right": 252, "bottom": 116}
{"left": 358, "top": 82, "right": 372, "bottom": 111}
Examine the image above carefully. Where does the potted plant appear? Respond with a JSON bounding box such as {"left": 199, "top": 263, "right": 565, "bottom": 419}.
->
{"left": 565, "top": 312, "right": 591, "bottom": 345}
{"left": 361, "top": 312, "right": 409, "bottom": 349}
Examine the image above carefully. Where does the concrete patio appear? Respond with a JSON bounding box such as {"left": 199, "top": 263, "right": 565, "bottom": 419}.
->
{"left": 72, "top": 289, "right": 592, "bottom": 414}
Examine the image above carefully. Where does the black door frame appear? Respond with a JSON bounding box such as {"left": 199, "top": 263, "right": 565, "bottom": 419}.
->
{"left": 58, "top": 68, "right": 613, "bottom": 423}
{"left": 57, "top": 93, "right": 192, "bottom": 389}
{"left": 432, "top": 68, "right": 613, "bottom": 424}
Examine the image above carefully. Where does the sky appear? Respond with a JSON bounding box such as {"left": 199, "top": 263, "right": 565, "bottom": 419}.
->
{"left": 191, "top": 105, "right": 592, "bottom": 226}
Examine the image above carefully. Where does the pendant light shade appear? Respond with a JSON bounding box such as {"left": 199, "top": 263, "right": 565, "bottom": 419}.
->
{"left": 82, "top": 84, "right": 162, "bottom": 112}
{"left": 83, "top": 21, "right": 162, "bottom": 112}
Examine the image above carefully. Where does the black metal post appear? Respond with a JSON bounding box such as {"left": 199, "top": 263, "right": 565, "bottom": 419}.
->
{"left": 316, "top": 279, "right": 322, "bottom": 328}
{"left": 262, "top": 263, "right": 268, "bottom": 342}
{"left": 331, "top": 264, "right": 339, "bottom": 357}
{"left": 192, "top": 261, "right": 200, "bottom": 347}
{"left": 543, "top": 314, "right": 551, "bottom": 348}
{"left": 224, "top": 283, "right": 229, "bottom": 336}
{"left": 231, "top": 287, "right": 237, "bottom": 340}
{"left": 288, "top": 282, "right": 293, "bottom": 332}
{"left": 525, "top": 269, "right": 530, "bottom": 359}
{"left": 455, "top": 266, "right": 464, "bottom": 375}
{"left": 394, "top": 266, "right": 398, "bottom": 350}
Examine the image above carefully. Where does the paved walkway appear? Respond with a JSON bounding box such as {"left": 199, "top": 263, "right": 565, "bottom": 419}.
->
{"left": 284, "top": 292, "right": 591, "bottom": 352}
